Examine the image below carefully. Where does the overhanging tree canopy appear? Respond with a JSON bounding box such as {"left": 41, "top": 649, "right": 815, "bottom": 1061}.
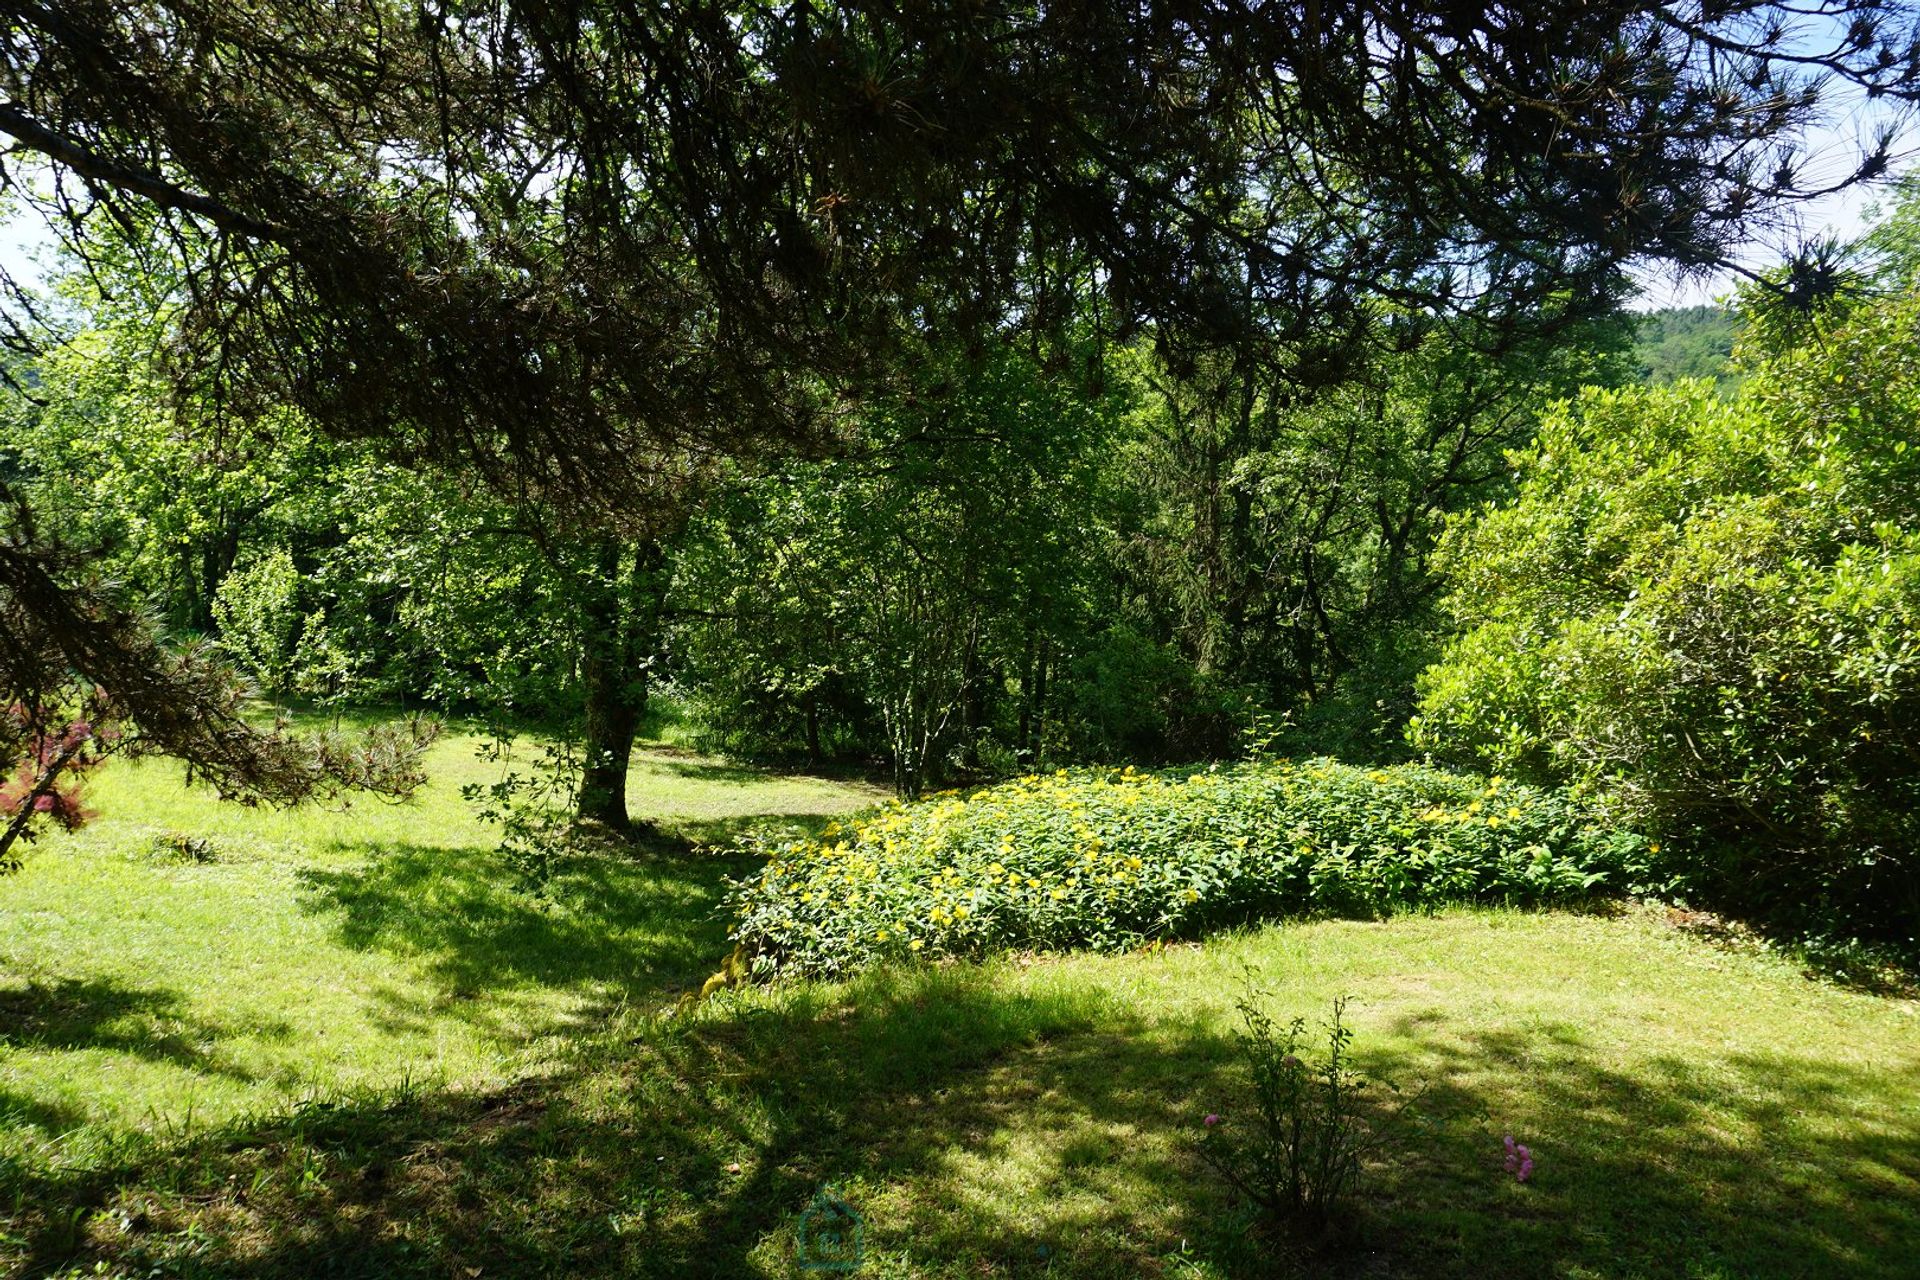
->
{"left": 2, "top": 0, "right": 1916, "bottom": 787}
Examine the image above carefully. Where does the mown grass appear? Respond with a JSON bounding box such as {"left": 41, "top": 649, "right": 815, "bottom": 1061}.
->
{"left": 3, "top": 719, "right": 1917, "bottom": 1278}
{"left": 0, "top": 717, "right": 884, "bottom": 1182}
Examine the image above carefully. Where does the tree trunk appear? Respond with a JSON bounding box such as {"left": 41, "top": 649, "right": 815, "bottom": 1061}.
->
{"left": 803, "top": 689, "right": 823, "bottom": 768}
{"left": 1028, "top": 635, "right": 1050, "bottom": 768}
{"left": 575, "top": 539, "right": 667, "bottom": 832}
{"left": 1017, "top": 624, "right": 1037, "bottom": 760}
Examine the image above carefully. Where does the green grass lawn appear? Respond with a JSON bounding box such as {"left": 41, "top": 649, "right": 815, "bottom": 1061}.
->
{"left": 0, "top": 723, "right": 885, "bottom": 1179}
{"left": 3, "top": 725, "right": 1917, "bottom": 1278}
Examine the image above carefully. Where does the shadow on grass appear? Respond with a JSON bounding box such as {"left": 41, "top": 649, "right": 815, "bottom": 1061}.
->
{"left": 660, "top": 811, "right": 849, "bottom": 850}
{"left": 0, "top": 977, "right": 280, "bottom": 1084}
{"left": 1364, "top": 1017, "right": 1920, "bottom": 1279}
{"left": 7, "top": 966, "right": 1916, "bottom": 1279}
{"left": 298, "top": 760, "right": 881, "bottom": 1012}
{"left": 638, "top": 746, "right": 889, "bottom": 789}
{"left": 0, "top": 1088, "right": 86, "bottom": 1139}
{"left": 643, "top": 756, "right": 781, "bottom": 786}
{"left": 298, "top": 842, "right": 750, "bottom": 1004}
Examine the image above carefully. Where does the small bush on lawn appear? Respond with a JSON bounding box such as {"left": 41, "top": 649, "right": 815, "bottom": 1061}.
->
{"left": 725, "top": 758, "right": 1644, "bottom": 976}
{"left": 1199, "top": 992, "right": 1417, "bottom": 1241}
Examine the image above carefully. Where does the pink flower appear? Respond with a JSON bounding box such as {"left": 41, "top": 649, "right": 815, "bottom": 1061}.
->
{"left": 1203, "top": 1113, "right": 1221, "bottom": 1128}
{"left": 1503, "top": 1136, "right": 1534, "bottom": 1181}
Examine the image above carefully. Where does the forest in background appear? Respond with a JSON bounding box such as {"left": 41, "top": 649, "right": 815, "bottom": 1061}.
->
{"left": 12, "top": 294, "right": 1735, "bottom": 783}
{"left": 11, "top": 236, "right": 1920, "bottom": 954}
{"left": 4, "top": 0, "right": 1918, "bottom": 964}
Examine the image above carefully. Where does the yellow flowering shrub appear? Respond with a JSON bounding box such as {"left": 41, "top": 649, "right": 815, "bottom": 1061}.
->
{"left": 726, "top": 759, "right": 1644, "bottom": 976}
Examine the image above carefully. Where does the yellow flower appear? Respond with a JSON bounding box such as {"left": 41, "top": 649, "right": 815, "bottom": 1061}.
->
{"left": 1126, "top": 856, "right": 1144, "bottom": 869}
{"left": 876, "top": 930, "right": 888, "bottom": 942}
{"left": 1487, "top": 816, "right": 1500, "bottom": 827}
{"left": 1026, "top": 877, "right": 1041, "bottom": 888}
{"left": 909, "top": 939, "right": 925, "bottom": 951}
{"left": 954, "top": 905, "right": 970, "bottom": 919}
{"left": 1050, "top": 888, "right": 1067, "bottom": 900}
{"left": 1185, "top": 888, "right": 1199, "bottom": 902}
{"left": 989, "top": 862, "right": 1006, "bottom": 875}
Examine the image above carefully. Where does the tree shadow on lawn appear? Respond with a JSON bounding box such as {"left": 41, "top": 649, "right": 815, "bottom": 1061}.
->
{"left": 639, "top": 746, "right": 890, "bottom": 791}
{"left": 0, "top": 976, "right": 283, "bottom": 1084}
{"left": 11, "top": 968, "right": 1917, "bottom": 1280}
{"left": 296, "top": 754, "right": 882, "bottom": 1015}
{"left": 9, "top": 969, "right": 1228, "bottom": 1278}
{"left": 296, "top": 841, "right": 752, "bottom": 1010}
{"left": 1365, "top": 1015, "right": 1920, "bottom": 1279}
{"left": 644, "top": 755, "right": 788, "bottom": 786}
{"left": 0, "top": 1088, "right": 87, "bottom": 1142}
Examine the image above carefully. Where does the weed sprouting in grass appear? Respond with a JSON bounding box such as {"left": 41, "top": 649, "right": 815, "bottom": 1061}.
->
{"left": 1198, "top": 988, "right": 1420, "bottom": 1243}
{"left": 144, "top": 832, "right": 220, "bottom": 864}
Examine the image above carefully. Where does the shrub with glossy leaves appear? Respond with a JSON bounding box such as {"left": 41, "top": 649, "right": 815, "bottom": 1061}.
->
{"left": 726, "top": 759, "right": 1640, "bottom": 977}
{"left": 1413, "top": 292, "right": 1920, "bottom": 943}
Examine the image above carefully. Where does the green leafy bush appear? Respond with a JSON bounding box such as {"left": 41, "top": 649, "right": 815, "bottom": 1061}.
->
{"left": 1414, "top": 293, "right": 1920, "bottom": 943}
{"left": 212, "top": 548, "right": 303, "bottom": 695}
{"left": 726, "top": 759, "right": 1640, "bottom": 976}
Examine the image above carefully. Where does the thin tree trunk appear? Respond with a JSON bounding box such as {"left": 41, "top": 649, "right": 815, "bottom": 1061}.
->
{"left": 1029, "top": 635, "right": 1050, "bottom": 768}
{"left": 1017, "top": 624, "right": 1037, "bottom": 760}
{"left": 804, "top": 689, "right": 823, "bottom": 768}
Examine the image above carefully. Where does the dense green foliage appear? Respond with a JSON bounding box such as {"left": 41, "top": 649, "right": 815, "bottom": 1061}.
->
{"left": 668, "top": 327, "right": 1631, "bottom": 782}
{"left": 1414, "top": 292, "right": 1920, "bottom": 943}
{"left": 5, "top": 5, "right": 1917, "bottom": 961}
{"left": 1630, "top": 305, "right": 1741, "bottom": 386}
{"left": 14, "top": 283, "right": 1630, "bottom": 803}
{"left": 727, "top": 760, "right": 1641, "bottom": 976}
{"left": 17, "top": 0, "right": 1901, "bottom": 849}
{"left": 673, "top": 351, "right": 1123, "bottom": 789}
